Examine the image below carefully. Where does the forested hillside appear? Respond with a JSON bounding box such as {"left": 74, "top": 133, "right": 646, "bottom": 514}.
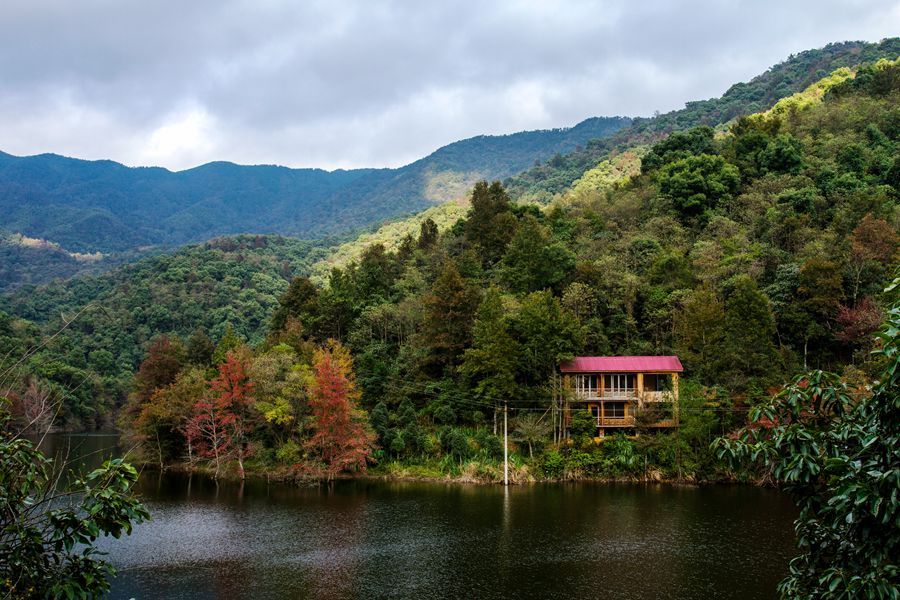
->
{"left": 0, "top": 235, "right": 329, "bottom": 427}
{"left": 98, "top": 58, "right": 899, "bottom": 482}
{"left": 1, "top": 49, "right": 897, "bottom": 485}
{"left": 506, "top": 38, "right": 900, "bottom": 202}
{"left": 0, "top": 230, "right": 137, "bottom": 290}
{"left": 0, "top": 117, "right": 628, "bottom": 256}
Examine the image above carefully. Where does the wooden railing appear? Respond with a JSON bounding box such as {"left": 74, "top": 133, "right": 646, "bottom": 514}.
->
{"left": 573, "top": 389, "right": 637, "bottom": 401}
{"left": 596, "top": 415, "right": 635, "bottom": 427}
{"left": 573, "top": 391, "right": 675, "bottom": 402}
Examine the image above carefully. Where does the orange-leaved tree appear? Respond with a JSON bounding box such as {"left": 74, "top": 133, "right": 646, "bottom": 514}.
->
{"left": 186, "top": 352, "right": 255, "bottom": 479}
{"left": 304, "top": 340, "right": 375, "bottom": 481}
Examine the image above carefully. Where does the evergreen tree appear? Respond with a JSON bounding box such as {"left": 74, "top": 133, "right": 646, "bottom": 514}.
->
{"left": 716, "top": 279, "right": 900, "bottom": 598}
{"left": 513, "top": 290, "right": 583, "bottom": 393}
{"left": 722, "top": 276, "right": 779, "bottom": 389}
{"left": 418, "top": 217, "right": 439, "bottom": 249}
{"left": 212, "top": 324, "right": 245, "bottom": 365}
{"left": 674, "top": 286, "right": 726, "bottom": 384}
{"left": 461, "top": 287, "right": 521, "bottom": 408}
{"left": 421, "top": 261, "right": 478, "bottom": 371}
{"left": 659, "top": 154, "right": 741, "bottom": 221}
{"left": 271, "top": 276, "right": 319, "bottom": 334}
{"left": 500, "top": 215, "right": 575, "bottom": 293}
{"left": 370, "top": 401, "right": 390, "bottom": 444}
{"left": 186, "top": 328, "right": 215, "bottom": 366}
{"left": 464, "top": 181, "right": 518, "bottom": 264}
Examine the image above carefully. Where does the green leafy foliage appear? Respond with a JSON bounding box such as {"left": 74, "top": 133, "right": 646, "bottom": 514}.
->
{"left": 0, "top": 399, "right": 149, "bottom": 598}
{"left": 714, "top": 278, "right": 900, "bottom": 599}
{"left": 0, "top": 235, "right": 328, "bottom": 427}
{"left": 658, "top": 154, "right": 741, "bottom": 221}
{"left": 506, "top": 39, "right": 900, "bottom": 202}
{"left": 2, "top": 50, "right": 898, "bottom": 499}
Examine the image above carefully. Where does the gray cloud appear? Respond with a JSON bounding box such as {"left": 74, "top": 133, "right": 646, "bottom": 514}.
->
{"left": 0, "top": 0, "right": 896, "bottom": 170}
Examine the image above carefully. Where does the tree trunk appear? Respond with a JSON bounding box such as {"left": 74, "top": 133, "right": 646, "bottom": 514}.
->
{"left": 155, "top": 430, "right": 164, "bottom": 471}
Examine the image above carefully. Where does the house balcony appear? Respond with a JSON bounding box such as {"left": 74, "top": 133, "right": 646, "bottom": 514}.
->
{"left": 591, "top": 416, "right": 677, "bottom": 429}
{"left": 572, "top": 389, "right": 674, "bottom": 403}
{"left": 595, "top": 415, "right": 635, "bottom": 427}
{"left": 573, "top": 388, "right": 635, "bottom": 401}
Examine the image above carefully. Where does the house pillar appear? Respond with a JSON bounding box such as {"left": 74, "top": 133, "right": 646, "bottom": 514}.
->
{"left": 637, "top": 372, "right": 644, "bottom": 408}
{"left": 673, "top": 372, "right": 680, "bottom": 425}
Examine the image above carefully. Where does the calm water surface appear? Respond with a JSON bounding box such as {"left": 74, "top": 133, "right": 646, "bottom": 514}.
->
{"left": 43, "top": 433, "right": 798, "bottom": 599}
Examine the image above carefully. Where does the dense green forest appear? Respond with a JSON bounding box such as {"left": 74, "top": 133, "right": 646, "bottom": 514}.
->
{"left": 1, "top": 52, "right": 897, "bottom": 484}
{"left": 506, "top": 38, "right": 900, "bottom": 202}
{"left": 0, "top": 117, "right": 628, "bottom": 259}
{"left": 0, "top": 229, "right": 154, "bottom": 291}
{"left": 10, "top": 56, "right": 885, "bottom": 482}
{"left": 0, "top": 235, "right": 330, "bottom": 427}
{"left": 3, "top": 39, "right": 897, "bottom": 294}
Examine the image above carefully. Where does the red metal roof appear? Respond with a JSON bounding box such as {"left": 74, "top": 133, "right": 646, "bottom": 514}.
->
{"left": 559, "top": 356, "right": 683, "bottom": 373}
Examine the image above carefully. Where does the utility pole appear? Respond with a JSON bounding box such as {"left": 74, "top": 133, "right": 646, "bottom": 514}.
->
{"left": 503, "top": 400, "right": 509, "bottom": 486}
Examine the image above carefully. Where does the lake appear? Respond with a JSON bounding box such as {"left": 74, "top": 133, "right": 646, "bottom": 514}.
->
{"left": 42, "top": 433, "right": 798, "bottom": 599}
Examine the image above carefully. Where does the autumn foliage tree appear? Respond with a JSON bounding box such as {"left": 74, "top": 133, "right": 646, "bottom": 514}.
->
{"left": 304, "top": 341, "right": 374, "bottom": 481}
{"left": 186, "top": 352, "right": 255, "bottom": 479}
{"left": 134, "top": 368, "right": 207, "bottom": 469}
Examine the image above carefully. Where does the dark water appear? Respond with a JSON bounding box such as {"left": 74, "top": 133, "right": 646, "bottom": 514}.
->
{"left": 41, "top": 433, "right": 798, "bottom": 600}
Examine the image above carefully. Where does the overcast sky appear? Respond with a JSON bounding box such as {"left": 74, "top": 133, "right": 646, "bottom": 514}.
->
{"left": 0, "top": 1, "right": 897, "bottom": 171}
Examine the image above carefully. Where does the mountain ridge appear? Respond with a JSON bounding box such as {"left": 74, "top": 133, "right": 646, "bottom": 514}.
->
{"left": 0, "top": 116, "right": 630, "bottom": 253}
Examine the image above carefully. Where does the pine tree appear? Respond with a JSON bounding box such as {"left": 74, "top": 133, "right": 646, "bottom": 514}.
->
{"left": 186, "top": 328, "right": 215, "bottom": 366}
{"left": 271, "top": 276, "right": 320, "bottom": 334}
{"left": 723, "top": 276, "right": 779, "bottom": 389}
{"left": 674, "top": 286, "right": 726, "bottom": 384}
{"left": 500, "top": 215, "right": 575, "bottom": 293}
{"left": 304, "top": 341, "right": 375, "bottom": 481}
{"left": 461, "top": 287, "right": 520, "bottom": 417}
{"left": 212, "top": 324, "right": 244, "bottom": 365}
{"left": 421, "top": 260, "right": 478, "bottom": 371}
{"left": 464, "top": 181, "right": 518, "bottom": 264}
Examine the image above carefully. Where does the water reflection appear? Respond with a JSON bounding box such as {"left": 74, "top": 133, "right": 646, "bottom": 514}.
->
{"left": 44, "top": 434, "right": 796, "bottom": 599}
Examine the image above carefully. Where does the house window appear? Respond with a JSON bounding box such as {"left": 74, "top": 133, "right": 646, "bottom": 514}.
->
{"left": 644, "top": 374, "right": 671, "bottom": 392}
{"left": 605, "top": 402, "right": 626, "bottom": 418}
{"left": 575, "top": 374, "right": 598, "bottom": 397}
{"left": 590, "top": 405, "right": 600, "bottom": 426}
{"left": 603, "top": 374, "right": 635, "bottom": 396}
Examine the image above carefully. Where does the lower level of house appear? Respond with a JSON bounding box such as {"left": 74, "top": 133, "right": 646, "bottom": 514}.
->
{"left": 571, "top": 399, "right": 677, "bottom": 437}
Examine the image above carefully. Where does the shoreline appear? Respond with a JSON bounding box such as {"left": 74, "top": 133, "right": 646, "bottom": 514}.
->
{"left": 133, "top": 459, "right": 759, "bottom": 487}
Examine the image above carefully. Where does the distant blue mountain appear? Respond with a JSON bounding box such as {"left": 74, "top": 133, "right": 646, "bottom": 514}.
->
{"left": 0, "top": 116, "right": 630, "bottom": 254}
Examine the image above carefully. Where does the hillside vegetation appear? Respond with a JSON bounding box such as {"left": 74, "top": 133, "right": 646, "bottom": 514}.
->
{"left": 0, "top": 235, "right": 329, "bottom": 426}
{"left": 0, "top": 117, "right": 629, "bottom": 257}
{"left": 0, "top": 230, "right": 132, "bottom": 290}
{"left": 95, "top": 58, "right": 900, "bottom": 488}
{"left": 310, "top": 201, "right": 469, "bottom": 282}
{"left": 1, "top": 51, "right": 897, "bottom": 489}
{"left": 506, "top": 38, "right": 900, "bottom": 202}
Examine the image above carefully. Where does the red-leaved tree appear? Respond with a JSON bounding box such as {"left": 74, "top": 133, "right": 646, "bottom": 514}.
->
{"left": 836, "top": 297, "right": 884, "bottom": 345}
{"left": 304, "top": 340, "right": 375, "bottom": 481}
{"left": 186, "top": 352, "right": 255, "bottom": 479}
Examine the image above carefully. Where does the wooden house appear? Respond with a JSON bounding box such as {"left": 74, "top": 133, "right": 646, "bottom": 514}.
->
{"left": 559, "top": 356, "right": 683, "bottom": 436}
